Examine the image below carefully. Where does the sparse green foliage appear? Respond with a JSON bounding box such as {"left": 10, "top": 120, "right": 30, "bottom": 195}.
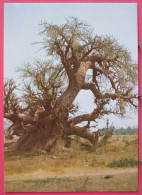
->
{"left": 25, "top": 177, "right": 74, "bottom": 187}
{"left": 124, "top": 138, "right": 138, "bottom": 146}
{"left": 107, "top": 158, "right": 138, "bottom": 168}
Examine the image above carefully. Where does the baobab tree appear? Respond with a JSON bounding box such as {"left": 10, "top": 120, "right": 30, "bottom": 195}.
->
{"left": 4, "top": 17, "right": 137, "bottom": 152}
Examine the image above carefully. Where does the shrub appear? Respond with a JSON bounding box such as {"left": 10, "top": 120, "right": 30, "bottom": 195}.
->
{"left": 124, "top": 139, "right": 138, "bottom": 146}
{"left": 107, "top": 158, "right": 138, "bottom": 168}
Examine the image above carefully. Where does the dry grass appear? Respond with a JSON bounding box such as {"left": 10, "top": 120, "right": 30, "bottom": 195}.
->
{"left": 5, "top": 171, "right": 138, "bottom": 192}
{"left": 4, "top": 135, "right": 138, "bottom": 192}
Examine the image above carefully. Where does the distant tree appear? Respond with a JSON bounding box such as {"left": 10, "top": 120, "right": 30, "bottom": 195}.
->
{"left": 114, "top": 127, "right": 138, "bottom": 135}
{"left": 4, "top": 17, "right": 137, "bottom": 152}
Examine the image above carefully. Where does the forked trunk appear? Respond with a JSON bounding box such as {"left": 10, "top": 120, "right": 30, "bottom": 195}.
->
{"left": 58, "top": 61, "right": 92, "bottom": 107}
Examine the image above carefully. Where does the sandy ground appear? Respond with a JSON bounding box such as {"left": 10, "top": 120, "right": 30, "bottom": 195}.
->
{"left": 4, "top": 135, "right": 138, "bottom": 192}
{"left": 5, "top": 168, "right": 138, "bottom": 192}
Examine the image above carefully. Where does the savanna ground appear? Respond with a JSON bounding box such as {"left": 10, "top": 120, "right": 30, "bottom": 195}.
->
{"left": 4, "top": 134, "right": 138, "bottom": 192}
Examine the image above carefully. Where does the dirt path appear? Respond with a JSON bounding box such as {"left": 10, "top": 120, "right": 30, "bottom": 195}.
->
{"left": 5, "top": 168, "right": 138, "bottom": 192}
{"left": 5, "top": 168, "right": 137, "bottom": 182}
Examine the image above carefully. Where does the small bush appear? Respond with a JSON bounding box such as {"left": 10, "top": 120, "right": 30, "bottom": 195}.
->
{"left": 124, "top": 139, "right": 138, "bottom": 146}
{"left": 107, "top": 158, "right": 138, "bottom": 168}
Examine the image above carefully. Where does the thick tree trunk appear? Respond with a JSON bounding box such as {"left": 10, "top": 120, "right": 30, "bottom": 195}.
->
{"left": 10, "top": 132, "right": 37, "bottom": 151}
{"left": 9, "top": 114, "right": 58, "bottom": 151}
{"left": 5, "top": 60, "right": 113, "bottom": 153}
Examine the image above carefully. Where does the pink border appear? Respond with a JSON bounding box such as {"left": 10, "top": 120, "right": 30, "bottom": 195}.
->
{"left": 0, "top": 0, "right": 141, "bottom": 194}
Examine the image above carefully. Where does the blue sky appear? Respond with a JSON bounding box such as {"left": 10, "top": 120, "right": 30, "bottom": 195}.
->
{"left": 4, "top": 3, "right": 138, "bottom": 128}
